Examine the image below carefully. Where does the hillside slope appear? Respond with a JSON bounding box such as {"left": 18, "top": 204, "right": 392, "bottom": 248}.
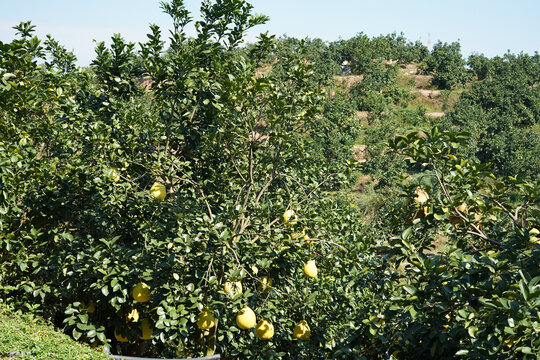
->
{"left": 0, "top": 305, "right": 107, "bottom": 360}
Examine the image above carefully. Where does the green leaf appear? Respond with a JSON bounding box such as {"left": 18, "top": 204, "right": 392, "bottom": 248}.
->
{"left": 402, "top": 285, "right": 417, "bottom": 296}
{"left": 402, "top": 227, "right": 412, "bottom": 240}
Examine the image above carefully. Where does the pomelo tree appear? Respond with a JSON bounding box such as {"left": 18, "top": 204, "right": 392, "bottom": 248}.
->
{"left": 0, "top": 1, "right": 371, "bottom": 358}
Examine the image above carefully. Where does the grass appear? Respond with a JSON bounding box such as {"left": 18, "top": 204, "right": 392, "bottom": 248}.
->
{"left": 0, "top": 304, "right": 108, "bottom": 360}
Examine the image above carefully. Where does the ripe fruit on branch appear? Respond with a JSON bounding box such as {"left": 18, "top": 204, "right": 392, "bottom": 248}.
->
{"left": 236, "top": 306, "right": 256, "bottom": 330}
{"left": 223, "top": 281, "right": 243, "bottom": 297}
{"left": 291, "top": 229, "right": 306, "bottom": 240}
{"left": 413, "top": 187, "right": 429, "bottom": 204}
{"left": 256, "top": 319, "right": 274, "bottom": 339}
{"left": 304, "top": 260, "right": 318, "bottom": 278}
{"left": 282, "top": 209, "right": 298, "bottom": 226}
{"left": 197, "top": 308, "right": 216, "bottom": 330}
{"left": 449, "top": 203, "right": 468, "bottom": 227}
{"left": 127, "top": 308, "right": 140, "bottom": 322}
{"left": 115, "top": 328, "right": 128, "bottom": 343}
{"left": 140, "top": 319, "right": 153, "bottom": 340}
{"left": 259, "top": 276, "right": 273, "bottom": 292}
{"left": 132, "top": 282, "right": 151, "bottom": 302}
{"left": 293, "top": 320, "right": 311, "bottom": 340}
{"left": 303, "top": 233, "right": 313, "bottom": 246}
{"left": 150, "top": 182, "right": 166, "bottom": 201}
{"left": 80, "top": 300, "right": 95, "bottom": 314}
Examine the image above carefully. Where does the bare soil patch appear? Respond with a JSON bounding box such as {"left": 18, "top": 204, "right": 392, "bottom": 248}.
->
{"left": 425, "top": 112, "right": 446, "bottom": 118}
{"left": 412, "top": 89, "right": 441, "bottom": 98}
{"left": 334, "top": 75, "right": 364, "bottom": 89}
{"left": 352, "top": 145, "right": 367, "bottom": 163}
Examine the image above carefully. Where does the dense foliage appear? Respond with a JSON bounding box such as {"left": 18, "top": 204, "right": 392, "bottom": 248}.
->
{"left": 424, "top": 41, "right": 469, "bottom": 89}
{"left": 1, "top": 1, "right": 539, "bottom": 359}
{"left": 445, "top": 52, "right": 540, "bottom": 178}
{"left": 333, "top": 32, "right": 429, "bottom": 74}
{"left": 349, "top": 62, "right": 408, "bottom": 114}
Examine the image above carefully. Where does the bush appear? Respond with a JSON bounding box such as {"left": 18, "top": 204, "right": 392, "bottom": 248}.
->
{"left": 425, "top": 41, "right": 469, "bottom": 89}
{"left": 349, "top": 62, "right": 408, "bottom": 114}
{"left": 0, "top": 2, "right": 366, "bottom": 358}
{"left": 310, "top": 92, "right": 361, "bottom": 175}
{"left": 340, "top": 129, "right": 540, "bottom": 359}
{"left": 446, "top": 52, "right": 540, "bottom": 179}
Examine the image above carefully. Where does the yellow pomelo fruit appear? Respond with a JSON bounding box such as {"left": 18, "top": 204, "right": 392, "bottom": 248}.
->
{"left": 132, "top": 282, "right": 151, "bottom": 302}
{"left": 223, "top": 281, "right": 243, "bottom": 296}
{"left": 140, "top": 319, "right": 152, "bottom": 340}
{"left": 236, "top": 306, "right": 256, "bottom": 330}
{"left": 304, "top": 260, "right": 317, "bottom": 278}
{"left": 259, "top": 276, "right": 273, "bottom": 291}
{"left": 282, "top": 209, "right": 298, "bottom": 226}
{"left": 150, "top": 182, "right": 166, "bottom": 201}
{"left": 291, "top": 229, "right": 306, "bottom": 240}
{"left": 104, "top": 168, "right": 120, "bottom": 182}
{"left": 303, "top": 233, "right": 313, "bottom": 246}
{"left": 293, "top": 320, "right": 311, "bottom": 340}
{"left": 197, "top": 308, "right": 216, "bottom": 330}
{"left": 127, "top": 308, "right": 139, "bottom": 322}
{"left": 530, "top": 228, "right": 540, "bottom": 244}
{"left": 114, "top": 328, "right": 128, "bottom": 343}
{"left": 413, "top": 187, "right": 429, "bottom": 204}
{"left": 256, "top": 319, "right": 274, "bottom": 340}
{"left": 111, "top": 170, "right": 120, "bottom": 182}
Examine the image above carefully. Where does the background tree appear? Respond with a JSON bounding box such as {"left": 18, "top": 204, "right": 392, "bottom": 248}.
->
{"left": 424, "top": 41, "right": 469, "bottom": 89}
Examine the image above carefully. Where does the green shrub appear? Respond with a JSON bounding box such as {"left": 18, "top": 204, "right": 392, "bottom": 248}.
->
{"left": 446, "top": 52, "right": 540, "bottom": 179}
{"left": 425, "top": 41, "right": 469, "bottom": 89}
{"left": 350, "top": 62, "right": 408, "bottom": 113}
{"left": 0, "top": 2, "right": 366, "bottom": 358}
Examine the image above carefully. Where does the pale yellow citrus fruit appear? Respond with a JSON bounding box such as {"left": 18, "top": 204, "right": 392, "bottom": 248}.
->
{"left": 291, "top": 229, "right": 306, "bottom": 240}
{"left": 256, "top": 319, "right": 274, "bottom": 340}
{"left": 413, "top": 187, "right": 429, "bottom": 204}
{"left": 111, "top": 170, "right": 120, "bottom": 182}
{"left": 150, "top": 182, "right": 166, "bottom": 201}
{"left": 104, "top": 168, "right": 120, "bottom": 182}
{"left": 303, "top": 233, "right": 313, "bottom": 246}
{"left": 304, "top": 260, "right": 318, "bottom": 278}
{"left": 197, "top": 308, "right": 216, "bottom": 330}
{"left": 86, "top": 301, "right": 95, "bottom": 314}
{"left": 140, "top": 319, "right": 152, "bottom": 340}
{"left": 127, "top": 308, "right": 139, "bottom": 322}
{"left": 236, "top": 306, "right": 256, "bottom": 330}
{"left": 132, "top": 282, "right": 151, "bottom": 302}
{"left": 530, "top": 228, "right": 540, "bottom": 244}
{"left": 115, "top": 328, "right": 128, "bottom": 343}
{"left": 282, "top": 209, "right": 298, "bottom": 226}
{"left": 224, "top": 281, "right": 243, "bottom": 297}
{"left": 293, "top": 320, "right": 311, "bottom": 340}
{"left": 259, "top": 276, "right": 273, "bottom": 291}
